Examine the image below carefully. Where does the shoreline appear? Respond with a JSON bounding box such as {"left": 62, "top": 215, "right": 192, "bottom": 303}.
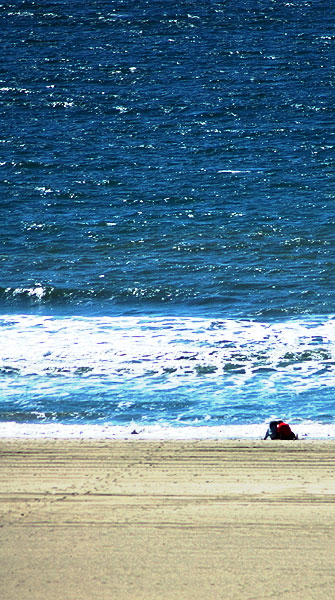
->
{"left": 1, "top": 421, "right": 335, "bottom": 440}
{"left": 1, "top": 438, "right": 335, "bottom": 599}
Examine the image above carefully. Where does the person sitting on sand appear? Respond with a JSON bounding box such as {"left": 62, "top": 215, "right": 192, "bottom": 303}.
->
{"left": 264, "top": 420, "right": 297, "bottom": 440}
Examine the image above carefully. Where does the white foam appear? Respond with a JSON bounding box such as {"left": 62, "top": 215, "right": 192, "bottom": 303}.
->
{"left": 0, "top": 421, "right": 334, "bottom": 440}
{"left": 0, "top": 315, "right": 334, "bottom": 389}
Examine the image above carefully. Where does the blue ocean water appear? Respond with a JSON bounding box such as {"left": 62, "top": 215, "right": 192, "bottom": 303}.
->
{"left": 1, "top": 0, "right": 334, "bottom": 438}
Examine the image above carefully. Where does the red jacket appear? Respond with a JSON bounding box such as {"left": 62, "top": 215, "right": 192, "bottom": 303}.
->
{"left": 277, "top": 422, "right": 296, "bottom": 440}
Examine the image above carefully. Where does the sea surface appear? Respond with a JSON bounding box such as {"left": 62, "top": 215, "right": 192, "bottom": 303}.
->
{"left": 1, "top": 0, "right": 334, "bottom": 439}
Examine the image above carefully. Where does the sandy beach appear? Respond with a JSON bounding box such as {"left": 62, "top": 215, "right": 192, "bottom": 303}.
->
{"left": 1, "top": 438, "right": 335, "bottom": 599}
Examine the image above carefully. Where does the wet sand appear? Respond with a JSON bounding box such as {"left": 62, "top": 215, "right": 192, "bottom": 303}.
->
{"left": 1, "top": 438, "right": 335, "bottom": 599}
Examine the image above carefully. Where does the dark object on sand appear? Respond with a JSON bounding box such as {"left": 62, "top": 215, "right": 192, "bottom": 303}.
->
{"left": 264, "top": 420, "right": 297, "bottom": 440}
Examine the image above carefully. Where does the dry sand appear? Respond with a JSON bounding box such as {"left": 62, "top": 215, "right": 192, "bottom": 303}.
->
{"left": 1, "top": 438, "right": 335, "bottom": 599}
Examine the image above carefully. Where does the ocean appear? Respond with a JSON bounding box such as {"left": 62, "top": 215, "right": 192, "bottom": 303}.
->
{"left": 1, "top": 0, "right": 334, "bottom": 439}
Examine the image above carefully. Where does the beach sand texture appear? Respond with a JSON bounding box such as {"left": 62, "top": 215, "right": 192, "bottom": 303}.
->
{"left": 1, "top": 439, "right": 335, "bottom": 599}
